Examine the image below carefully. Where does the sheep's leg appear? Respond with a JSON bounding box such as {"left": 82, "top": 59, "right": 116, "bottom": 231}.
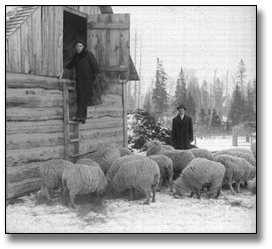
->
{"left": 143, "top": 189, "right": 151, "bottom": 205}
{"left": 228, "top": 181, "right": 237, "bottom": 195}
{"left": 151, "top": 185, "right": 156, "bottom": 203}
{"left": 169, "top": 175, "right": 173, "bottom": 192}
{"left": 215, "top": 186, "right": 222, "bottom": 199}
{"left": 190, "top": 192, "right": 195, "bottom": 198}
{"left": 157, "top": 177, "right": 162, "bottom": 192}
{"left": 129, "top": 187, "right": 136, "bottom": 200}
{"left": 235, "top": 180, "right": 242, "bottom": 193}
{"left": 70, "top": 194, "right": 76, "bottom": 209}
{"left": 44, "top": 186, "right": 52, "bottom": 200}
{"left": 196, "top": 189, "right": 201, "bottom": 199}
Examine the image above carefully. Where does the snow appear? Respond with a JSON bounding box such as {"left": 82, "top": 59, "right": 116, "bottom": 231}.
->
{"left": 6, "top": 136, "right": 256, "bottom": 233}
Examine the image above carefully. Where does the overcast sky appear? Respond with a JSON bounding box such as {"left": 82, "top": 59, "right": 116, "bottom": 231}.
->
{"left": 113, "top": 6, "right": 256, "bottom": 93}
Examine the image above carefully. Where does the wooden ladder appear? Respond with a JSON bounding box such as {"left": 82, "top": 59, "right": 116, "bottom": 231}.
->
{"left": 63, "top": 82, "right": 80, "bottom": 160}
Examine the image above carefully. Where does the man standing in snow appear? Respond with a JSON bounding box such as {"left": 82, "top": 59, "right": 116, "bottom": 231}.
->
{"left": 171, "top": 104, "right": 194, "bottom": 150}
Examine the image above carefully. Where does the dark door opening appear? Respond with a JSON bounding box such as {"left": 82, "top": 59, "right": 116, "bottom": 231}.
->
{"left": 63, "top": 10, "right": 87, "bottom": 79}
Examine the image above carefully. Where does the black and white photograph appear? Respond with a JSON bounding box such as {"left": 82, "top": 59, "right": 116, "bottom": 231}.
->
{"left": 4, "top": 2, "right": 264, "bottom": 238}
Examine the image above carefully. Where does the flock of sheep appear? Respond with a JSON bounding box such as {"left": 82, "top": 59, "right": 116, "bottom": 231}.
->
{"left": 39, "top": 141, "right": 256, "bottom": 209}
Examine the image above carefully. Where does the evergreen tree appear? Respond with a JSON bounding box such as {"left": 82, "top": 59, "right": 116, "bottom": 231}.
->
{"left": 211, "top": 109, "right": 222, "bottom": 127}
{"left": 187, "top": 76, "right": 201, "bottom": 114}
{"left": 237, "top": 59, "right": 247, "bottom": 97}
{"left": 186, "top": 92, "right": 196, "bottom": 122}
{"left": 214, "top": 78, "right": 224, "bottom": 117}
{"left": 143, "top": 90, "right": 152, "bottom": 115}
{"left": 152, "top": 58, "right": 169, "bottom": 121}
{"left": 201, "top": 80, "right": 209, "bottom": 112}
{"left": 244, "top": 81, "right": 256, "bottom": 123}
{"left": 228, "top": 84, "right": 245, "bottom": 126}
{"left": 198, "top": 107, "right": 208, "bottom": 126}
{"left": 172, "top": 67, "right": 187, "bottom": 111}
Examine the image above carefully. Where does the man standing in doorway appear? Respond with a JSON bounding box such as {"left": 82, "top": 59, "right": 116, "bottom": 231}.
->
{"left": 66, "top": 39, "right": 100, "bottom": 124}
{"left": 171, "top": 104, "right": 194, "bottom": 150}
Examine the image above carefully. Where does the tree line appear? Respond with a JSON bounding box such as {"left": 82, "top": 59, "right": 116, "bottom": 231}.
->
{"left": 142, "top": 58, "right": 256, "bottom": 135}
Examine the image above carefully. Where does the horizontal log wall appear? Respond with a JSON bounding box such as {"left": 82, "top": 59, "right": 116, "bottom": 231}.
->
{"left": 6, "top": 72, "right": 125, "bottom": 200}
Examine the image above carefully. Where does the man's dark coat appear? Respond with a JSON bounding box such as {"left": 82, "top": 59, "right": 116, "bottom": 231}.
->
{"left": 66, "top": 49, "right": 100, "bottom": 106}
{"left": 171, "top": 114, "right": 194, "bottom": 150}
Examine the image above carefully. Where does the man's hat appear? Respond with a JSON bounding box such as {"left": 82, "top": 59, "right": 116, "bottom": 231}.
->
{"left": 177, "top": 104, "right": 186, "bottom": 110}
{"left": 74, "top": 38, "right": 86, "bottom": 47}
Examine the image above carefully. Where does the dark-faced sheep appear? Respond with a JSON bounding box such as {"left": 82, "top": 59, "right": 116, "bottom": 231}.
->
{"left": 85, "top": 144, "right": 121, "bottom": 174}
{"left": 39, "top": 159, "right": 74, "bottom": 200}
{"left": 148, "top": 155, "right": 174, "bottom": 192}
{"left": 145, "top": 140, "right": 195, "bottom": 179}
{"left": 111, "top": 157, "right": 160, "bottom": 205}
{"left": 172, "top": 158, "right": 225, "bottom": 199}
{"left": 62, "top": 164, "right": 108, "bottom": 208}
{"left": 189, "top": 148, "right": 213, "bottom": 161}
{"left": 213, "top": 154, "right": 256, "bottom": 194}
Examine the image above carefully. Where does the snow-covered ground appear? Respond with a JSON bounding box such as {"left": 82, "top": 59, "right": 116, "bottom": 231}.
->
{"left": 6, "top": 136, "right": 256, "bottom": 233}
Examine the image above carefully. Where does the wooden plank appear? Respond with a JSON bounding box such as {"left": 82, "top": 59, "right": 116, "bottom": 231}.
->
{"left": 6, "top": 146, "right": 65, "bottom": 167}
{"left": 6, "top": 88, "right": 63, "bottom": 108}
{"left": 6, "top": 107, "right": 63, "bottom": 121}
{"left": 6, "top": 162, "right": 43, "bottom": 183}
{"left": 6, "top": 72, "right": 75, "bottom": 90}
{"left": 31, "top": 6, "right": 42, "bottom": 74}
{"left": 100, "top": 65, "right": 129, "bottom": 72}
{"left": 88, "top": 22, "right": 129, "bottom": 30}
{"left": 41, "top": 6, "right": 50, "bottom": 75}
{"left": 6, "top": 39, "right": 10, "bottom": 71}
{"left": 87, "top": 15, "right": 98, "bottom": 58}
{"left": 54, "top": 6, "right": 63, "bottom": 77}
{"left": 6, "top": 133, "right": 64, "bottom": 150}
{"left": 7, "top": 178, "right": 41, "bottom": 200}
{"left": 64, "top": 6, "right": 87, "bottom": 18}
{"left": 8, "top": 28, "right": 22, "bottom": 72}
{"left": 21, "top": 15, "right": 33, "bottom": 74}
{"left": 6, "top": 120, "right": 64, "bottom": 135}
{"left": 63, "top": 82, "right": 70, "bottom": 159}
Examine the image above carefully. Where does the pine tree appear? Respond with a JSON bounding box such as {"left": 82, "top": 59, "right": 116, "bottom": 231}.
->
{"left": 201, "top": 80, "right": 209, "bottom": 112}
{"left": 214, "top": 78, "right": 224, "bottom": 117}
{"left": 244, "top": 81, "right": 256, "bottom": 123}
{"left": 198, "top": 107, "right": 208, "bottom": 126}
{"left": 172, "top": 67, "right": 187, "bottom": 111}
{"left": 152, "top": 58, "right": 169, "bottom": 121}
{"left": 237, "top": 59, "right": 247, "bottom": 97}
{"left": 228, "top": 84, "right": 245, "bottom": 126}
{"left": 143, "top": 90, "right": 152, "bottom": 115}
{"left": 186, "top": 92, "right": 196, "bottom": 122}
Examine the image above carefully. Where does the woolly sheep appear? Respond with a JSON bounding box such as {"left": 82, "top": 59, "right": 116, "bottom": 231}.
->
{"left": 106, "top": 155, "right": 146, "bottom": 184}
{"left": 189, "top": 148, "right": 214, "bottom": 161}
{"left": 172, "top": 158, "right": 225, "bottom": 199}
{"left": 111, "top": 157, "right": 161, "bottom": 205}
{"left": 76, "top": 158, "right": 101, "bottom": 168}
{"left": 247, "top": 177, "right": 256, "bottom": 194}
{"left": 213, "top": 149, "right": 256, "bottom": 167}
{"left": 213, "top": 154, "right": 256, "bottom": 194}
{"left": 85, "top": 144, "right": 121, "bottom": 174}
{"left": 39, "top": 159, "right": 74, "bottom": 200}
{"left": 62, "top": 163, "right": 108, "bottom": 208}
{"left": 145, "top": 140, "right": 195, "bottom": 178}
{"left": 148, "top": 155, "right": 174, "bottom": 192}
{"left": 119, "top": 147, "right": 132, "bottom": 157}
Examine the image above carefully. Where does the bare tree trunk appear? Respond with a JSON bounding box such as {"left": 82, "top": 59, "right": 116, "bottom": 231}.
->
{"left": 208, "top": 69, "right": 217, "bottom": 131}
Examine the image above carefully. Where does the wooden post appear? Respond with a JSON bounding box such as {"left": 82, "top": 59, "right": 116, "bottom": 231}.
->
{"left": 63, "top": 82, "right": 69, "bottom": 159}
{"left": 232, "top": 127, "right": 238, "bottom": 146}
{"left": 121, "top": 70, "right": 129, "bottom": 148}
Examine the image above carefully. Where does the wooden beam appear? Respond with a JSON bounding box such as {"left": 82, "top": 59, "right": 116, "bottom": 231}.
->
{"left": 64, "top": 6, "right": 88, "bottom": 18}
{"left": 100, "top": 65, "right": 128, "bottom": 72}
{"left": 88, "top": 22, "right": 129, "bottom": 30}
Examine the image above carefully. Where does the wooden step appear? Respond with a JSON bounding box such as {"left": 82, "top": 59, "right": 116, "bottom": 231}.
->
{"left": 69, "top": 138, "right": 80, "bottom": 143}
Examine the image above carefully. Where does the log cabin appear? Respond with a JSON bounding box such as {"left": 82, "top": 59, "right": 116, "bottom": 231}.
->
{"left": 6, "top": 6, "right": 139, "bottom": 201}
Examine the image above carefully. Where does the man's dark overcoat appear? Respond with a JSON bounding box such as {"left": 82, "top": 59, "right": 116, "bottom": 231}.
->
{"left": 171, "top": 114, "right": 194, "bottom": 150}
{"left": 66, "top": 49, "right": 100, "bottom": 106}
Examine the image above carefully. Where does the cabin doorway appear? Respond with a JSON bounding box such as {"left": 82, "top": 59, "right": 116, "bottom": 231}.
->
{"left": 63, "top": 10, "right": 87, "bottom": 79}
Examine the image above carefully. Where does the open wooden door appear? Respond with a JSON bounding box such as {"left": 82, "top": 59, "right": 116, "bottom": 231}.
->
{"left": 87, "top": 14, "right": 130, "bottom": 147}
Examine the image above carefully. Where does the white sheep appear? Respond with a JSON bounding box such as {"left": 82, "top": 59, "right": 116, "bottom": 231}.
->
{"left": 62, "top": 163, "right": 108, "bottom": 208}
{"left": 213, "top": 154, "right": 256, "bottom": 194}
{"left": 75, "top": 158, "right": 101, "bottom": 168}
{"left": 189, "top": 148, "right": 214, "bottom": 161}
{"left": 39, "top": 159, "right": 74, "bottom": 200}
{"left": 145, "top": 140, "right": 195, "bottom": 179}
{"left": 148, "top": 155, "right": 174, "bottom": 192}
{"left": 172, "top": 158, "right": 225, "bottom": 199}
{"left": 111, "top": 157, "right": 161, "bottom": 205}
